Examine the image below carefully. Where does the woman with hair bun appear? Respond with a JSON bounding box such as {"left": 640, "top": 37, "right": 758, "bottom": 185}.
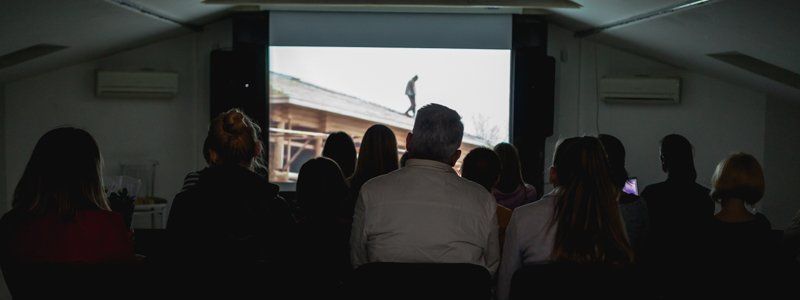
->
{"left": 167, "top": 108, "right": 294, "bottom": 263}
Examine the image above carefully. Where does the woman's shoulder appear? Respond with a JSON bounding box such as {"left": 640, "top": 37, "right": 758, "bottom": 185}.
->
{"left": 512, "top": 193, "right": 557, "bottom": 220}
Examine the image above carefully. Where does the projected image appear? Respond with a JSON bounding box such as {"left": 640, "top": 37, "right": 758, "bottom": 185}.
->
{"left": 268, "top": 46, "right": 511, "bottom": 182}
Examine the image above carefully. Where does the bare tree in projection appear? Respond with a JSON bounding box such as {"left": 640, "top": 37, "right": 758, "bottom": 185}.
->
{"left": 471, "top": 114, "right": 501, "bottom": 147}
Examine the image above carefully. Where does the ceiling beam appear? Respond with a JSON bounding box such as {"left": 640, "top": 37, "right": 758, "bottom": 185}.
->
{"left": 204, "top": 0, "right": 581, "bottom": 9}
{"left": 574, "top": 0, "right": 715, "bottom": 38}
{"left": 105, "top": 0, "right": 203, "bottom": 31}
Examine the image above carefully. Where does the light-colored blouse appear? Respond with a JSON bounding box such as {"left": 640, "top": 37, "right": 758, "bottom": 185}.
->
{"left": 496, "top": 191, "right": 558, "bottom": 300}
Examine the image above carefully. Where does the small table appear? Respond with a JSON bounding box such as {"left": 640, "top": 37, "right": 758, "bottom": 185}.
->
{"left": 133, "top": 203, "right": 167, "bottom": 229}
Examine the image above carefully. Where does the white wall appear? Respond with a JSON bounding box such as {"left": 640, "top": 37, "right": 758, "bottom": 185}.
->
{"left": 763, "top": 97, "right": 800, "bottom": 229}
{"left": 1, "top": 19, "right": 232, "bottom": 218}
{"left": 543, "top": 25, "right": 800, "bottom": 227}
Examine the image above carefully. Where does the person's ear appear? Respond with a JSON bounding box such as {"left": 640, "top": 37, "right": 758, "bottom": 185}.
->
{"left": 405, "top": 133, "right": 413, "bottom": 153}
{"left": 209, "top": 150, "right": 220, "bottom": 165}
{"left": 448, "top": 149, "right": 462, "bottom": 167}
{"left": 549, "top": 166, "right": 558, "bottom": 186}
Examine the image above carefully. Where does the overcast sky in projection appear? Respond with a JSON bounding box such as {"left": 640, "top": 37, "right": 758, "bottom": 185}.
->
{"left": 269, "top": 46, "right": 511, "bottom": 143}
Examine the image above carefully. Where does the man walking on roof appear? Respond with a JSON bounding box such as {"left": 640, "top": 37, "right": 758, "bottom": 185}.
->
{"left": 404, "top": 75, "right": 418, "bottom": 117}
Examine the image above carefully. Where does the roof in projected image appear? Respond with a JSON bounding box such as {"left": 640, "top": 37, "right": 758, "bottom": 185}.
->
{"left": 269, "top": 71, "right": 485, "bottom": 145}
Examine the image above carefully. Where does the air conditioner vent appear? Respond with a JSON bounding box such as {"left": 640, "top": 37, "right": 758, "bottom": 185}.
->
{"left": 96, "top": 70, "right": 178, "bottom": 99}
{"left": 600, "top": 77, "right": 680, "bottom": 104}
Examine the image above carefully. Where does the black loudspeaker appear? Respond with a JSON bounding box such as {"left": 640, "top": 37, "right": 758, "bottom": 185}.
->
{"left": 511, "top": 15, "right": 555, "bottom": 196}
{"left": 512, "top": 51, "right": 555, "bottom": 138}
{"left": 209, "top": 12, "right": 269, "bottom": 137}
{"left": 209, "top": 49, "right": 267, "bottom": 133}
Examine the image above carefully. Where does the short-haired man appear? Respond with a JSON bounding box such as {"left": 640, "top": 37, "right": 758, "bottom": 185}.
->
{"left": 350, "top": 104, "right": 500, "bottom": 275}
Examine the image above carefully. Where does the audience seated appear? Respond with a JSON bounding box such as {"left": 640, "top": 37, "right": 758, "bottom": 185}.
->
{"left": 0, "top": 128, "right": 136, "bottom": 297}
{"left": 322, "top": 131, "right": 358, "bottom": 179}
{"left": 6, "top": 113, "right": 800, "bottom": 299}
{"left": 599, "top": 134, "right": 649, "bottom": 256}
{"left": 641, "top": 134, "right": 713, "bottom": 266}
{"left": 497, "top": 137, "right": 633, "bottom": 300}
{"left": 166, "top": 109, "right": 294, "bottom": 264}
{"left": 350, "top": 104, "right": 499, "bottom": 275}
{"left": 461, "top": 147, "right": 512, "bottom": 248}
{"left": 345, "top": 124, "right": 400, "bottom": 220}
{"left": 293, "top": 157, "right": 352, "bottom": 288}
{"left": 492, "top": 143, "right": 537, "bottom": 210}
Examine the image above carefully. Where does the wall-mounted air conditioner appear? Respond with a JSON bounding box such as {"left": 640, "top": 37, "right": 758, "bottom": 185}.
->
{"left": 600, "top": 77, "right": 680, "bottom": 104}
{"left": 96, "top": 70, "right": 178, "bottom": 99}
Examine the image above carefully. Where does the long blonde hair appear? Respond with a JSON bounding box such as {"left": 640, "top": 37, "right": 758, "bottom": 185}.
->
{"left": 549, "top": 137, "right": 634, "bottom": 264}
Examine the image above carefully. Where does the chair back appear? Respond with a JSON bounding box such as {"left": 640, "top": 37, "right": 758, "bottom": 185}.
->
{"left": 2, "top": 262, "right": 143, "bottom": 299}
{"left": 346, "top": 262, "right": 491, "bottom": 300}
{"left": 510, "top": 263, "right": 641, "bottom": 300}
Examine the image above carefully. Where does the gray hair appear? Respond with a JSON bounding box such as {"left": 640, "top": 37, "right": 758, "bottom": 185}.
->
{"left": 409, "top": 104, "right": 464, "bottom": 162}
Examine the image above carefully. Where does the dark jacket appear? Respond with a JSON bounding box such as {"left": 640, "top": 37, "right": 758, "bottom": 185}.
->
{"left": 167, "top": 164, "right": 294, "bottom": 263}
{"left": 618, "top": 192, "right": 649, "bottom": 257}
{"left": 641, "top": 178, "right": 714, "bottom": 263}
{"left": 706, "top": 213, "right": 777, "bottom": 265}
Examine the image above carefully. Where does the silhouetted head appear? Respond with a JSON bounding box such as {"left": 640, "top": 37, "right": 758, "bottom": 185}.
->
{"left": 322, "top": 131, "right": 357, "bottom": 178}
{"left": 711, "top": 153, "right": 765, "bottom": 205}
{"left": 494, "top": 142, "right": 526, "bottom": 193}
{"left": 659, "top": 134, "right": 697, "bottom": 182}
{"left": 412, "top": 75, "right": 419, "bottom": 81}
{"left": 548, "top": 136, "right": 633, "bottom": 264}
{"left": 599, "top": 134, "right": 629, "bottom": 189}
{"left": 549, "top": 137, "right": 579, "bottom": 187}
{"left": 207, "top": 108, "right": 263, "bottom": 169}
{"left": 406, "top": 104, "right": 464, "bottom": 165}
{"left": 13, "top": 127, "right": 109, "bottom": 218}
{"left": 297, "top": 157, "right": 348, "bottom": 219}
{"left": 350, "top": 124, "right": 399, "bottom": 193}
{"left": 461, "top": 147, "right": 501, "bottom": 192}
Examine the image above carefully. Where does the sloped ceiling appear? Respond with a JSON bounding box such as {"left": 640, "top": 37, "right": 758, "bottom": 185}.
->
{"left": 0, "top": 0, "right": 233, "bottom": 83}
{"left": 547, "top": 0, "right": 800, "bottom": 100}
{"left": 2, "top": 0, "right": 799, "bottom": 102}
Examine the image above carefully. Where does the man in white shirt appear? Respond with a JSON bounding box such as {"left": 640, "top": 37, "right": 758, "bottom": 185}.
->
{"left": 404, "top": 75, "right": 418, "bottom": 117}
{"left": 350, "top": 104, "right": 500, "bottom": 275}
